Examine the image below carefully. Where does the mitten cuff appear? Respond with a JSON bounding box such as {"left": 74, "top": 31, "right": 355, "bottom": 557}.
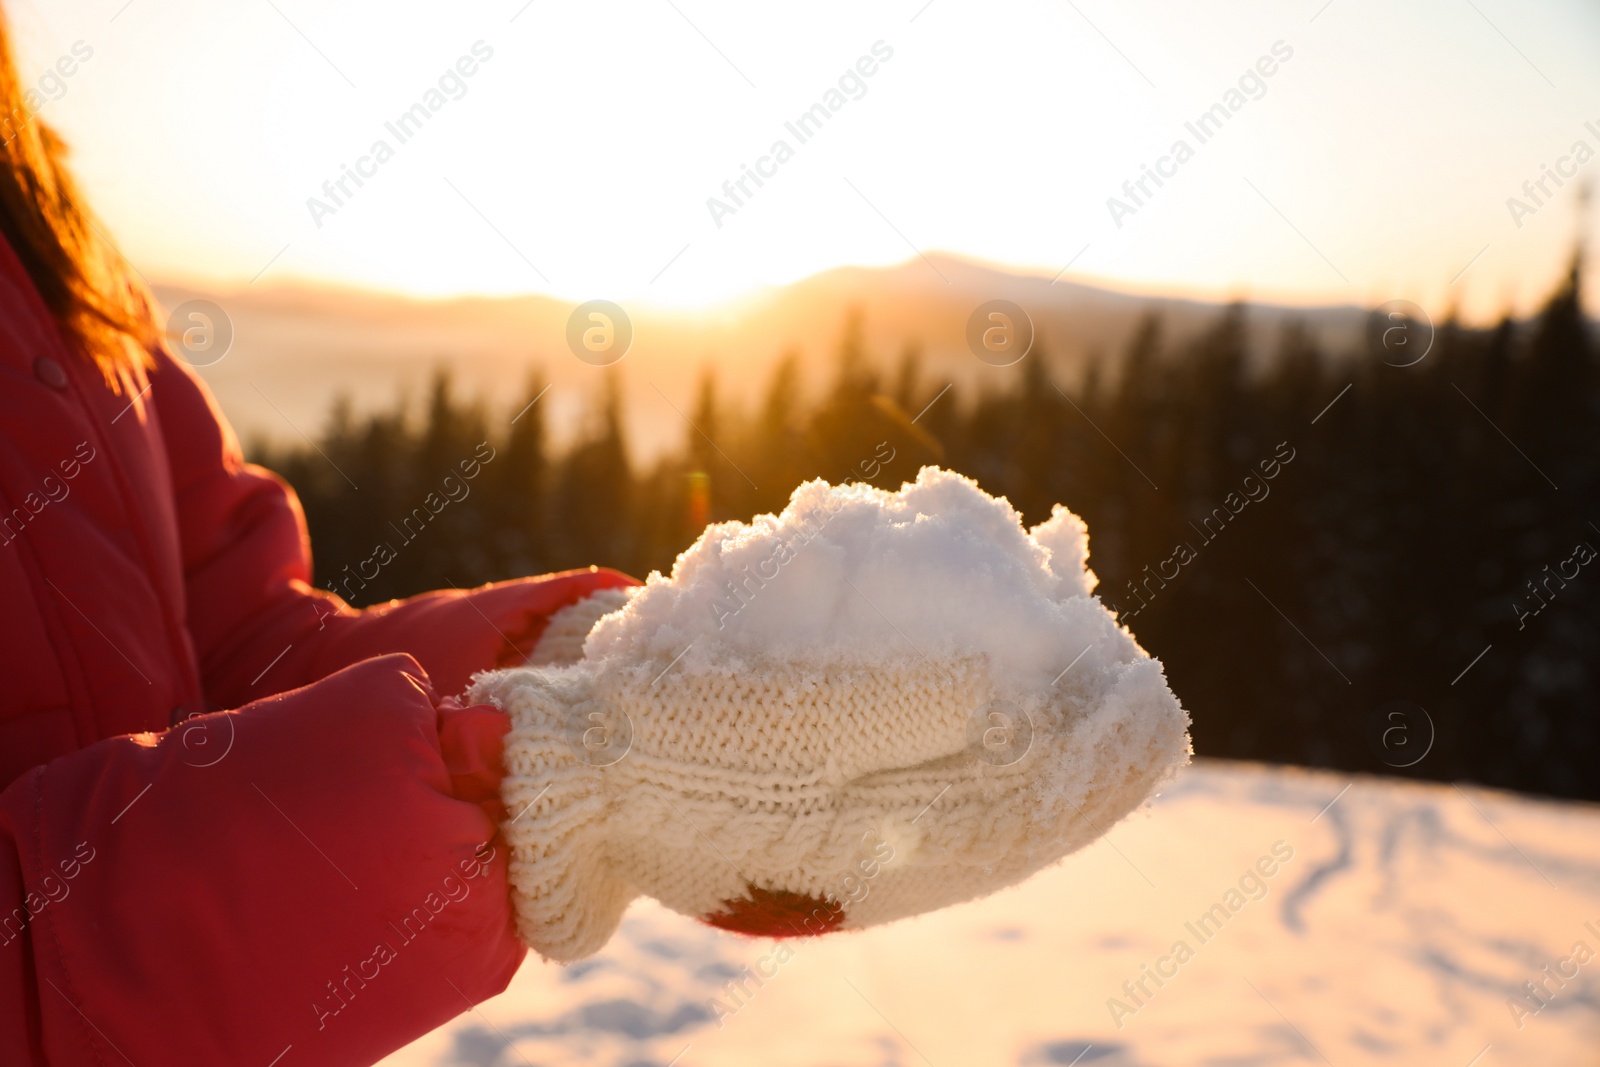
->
{"left": 468, "top": 663, "right": 635, "bottom": 962}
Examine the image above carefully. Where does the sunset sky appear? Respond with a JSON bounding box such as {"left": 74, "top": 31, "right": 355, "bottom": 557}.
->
{"left": 11, "top": 0, "right": 1600, "bottom": 320}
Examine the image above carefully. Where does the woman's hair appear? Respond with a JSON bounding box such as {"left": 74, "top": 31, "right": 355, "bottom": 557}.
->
{"left": 0, "top": 17, "right": 155, "bottom": 385}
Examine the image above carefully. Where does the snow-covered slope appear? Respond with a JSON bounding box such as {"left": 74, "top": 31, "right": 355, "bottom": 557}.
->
{"left": 383, "top": 759, "right": 1600, "bottom": 1067}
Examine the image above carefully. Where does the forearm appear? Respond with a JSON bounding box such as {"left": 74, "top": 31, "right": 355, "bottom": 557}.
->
{"left": 0, "top": 655, "right": 522, "bottom": 1067}
{"left": 201, "top": 568, "right": 639, "bottom": 709}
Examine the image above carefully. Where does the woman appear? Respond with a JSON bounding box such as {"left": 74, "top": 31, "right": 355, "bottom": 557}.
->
{"left": 0, "top": 17, "right": 633, "bottom": 1066}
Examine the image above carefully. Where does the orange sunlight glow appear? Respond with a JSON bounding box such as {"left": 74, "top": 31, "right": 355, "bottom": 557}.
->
{"left": 10, "top": 0, "right": 1600, "bottom": 321}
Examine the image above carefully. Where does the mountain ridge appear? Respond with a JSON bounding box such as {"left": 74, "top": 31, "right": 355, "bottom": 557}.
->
{"left": 161, "top": 254, "right": 1380, "bottom": 460}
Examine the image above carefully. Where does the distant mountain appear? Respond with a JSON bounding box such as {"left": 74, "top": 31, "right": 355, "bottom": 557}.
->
{"left": 162, "top": 254, "right": 1372, "bottom": 462}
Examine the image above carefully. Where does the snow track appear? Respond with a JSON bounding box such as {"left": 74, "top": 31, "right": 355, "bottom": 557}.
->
{"left": 386, "top": 760, "right": 1600, "bottom": 1067}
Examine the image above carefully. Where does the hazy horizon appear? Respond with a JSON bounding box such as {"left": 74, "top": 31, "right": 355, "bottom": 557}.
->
{"left": 160, "top": 247, "right": 1419, "bottom": 461}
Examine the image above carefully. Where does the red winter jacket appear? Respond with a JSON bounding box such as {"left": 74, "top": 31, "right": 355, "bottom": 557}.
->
{"left": 0, "top": 236, "right": 637, "bottom": 1064}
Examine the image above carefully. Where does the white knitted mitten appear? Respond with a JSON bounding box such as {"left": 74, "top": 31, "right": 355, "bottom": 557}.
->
{"left": 471, "top": 469, "right": 1190, "bottom": 963}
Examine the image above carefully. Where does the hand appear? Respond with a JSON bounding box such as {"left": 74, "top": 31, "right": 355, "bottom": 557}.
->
{"left": 471, "top": 594, "right": 1188, "bottom": 963}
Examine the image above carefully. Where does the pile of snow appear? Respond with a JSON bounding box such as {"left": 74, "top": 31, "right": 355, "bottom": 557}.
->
{"left": 586, "top": 466, "right": 1126, "bottom": 698}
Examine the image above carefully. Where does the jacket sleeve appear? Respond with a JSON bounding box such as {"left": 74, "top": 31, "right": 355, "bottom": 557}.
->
{"left": 0, "top": 654, "right": 525, "bottom": 1067}
{"left": 146, "top": 346, "right": 638, "bottom": 709}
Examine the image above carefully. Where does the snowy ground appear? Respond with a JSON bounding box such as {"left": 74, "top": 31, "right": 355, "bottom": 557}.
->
{"left": 384, "top": 759, "right": 1600, "bottom": 1067}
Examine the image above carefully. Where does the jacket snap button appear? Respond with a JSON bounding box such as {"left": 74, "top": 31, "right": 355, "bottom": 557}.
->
{"left": 34, "top": 355, "right": 68, "bottom": 390}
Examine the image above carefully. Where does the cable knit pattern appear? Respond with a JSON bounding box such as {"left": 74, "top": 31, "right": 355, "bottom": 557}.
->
{"left": 471, "top": 598, "right": 1187, "bottom": 963}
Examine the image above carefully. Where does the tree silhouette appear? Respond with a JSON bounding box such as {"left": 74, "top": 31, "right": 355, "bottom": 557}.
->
{"left": 253, "top": 263, "right": 1600, "bottom": 801}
